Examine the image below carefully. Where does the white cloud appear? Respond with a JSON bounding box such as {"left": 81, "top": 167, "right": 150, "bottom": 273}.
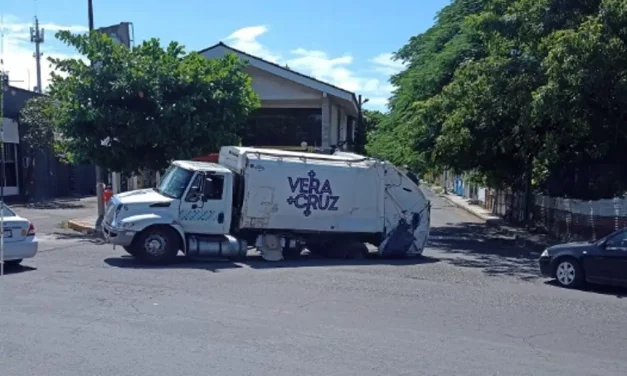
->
{"left": 1, "top": 15, "right": 86, "bottom": 92}
{"left": 224, "top": 26, "right": 281, "bottom": 63}
{"left": 224, "top": 25, "right": 401, "bottom": 110}
{"left": 370, "top": 53, "right": 406, "bottom": 76}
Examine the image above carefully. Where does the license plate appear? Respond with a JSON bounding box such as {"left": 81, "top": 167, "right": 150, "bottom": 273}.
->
{"left": 3, "top": 229, "right": 12, "bottom": 238}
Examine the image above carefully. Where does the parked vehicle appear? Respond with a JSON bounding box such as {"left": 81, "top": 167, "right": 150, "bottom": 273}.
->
{"left": 539, "top": 228, "right": 627, "bottom": 288}
{"left": 103, "top": 146, "right": 431, "bottom": 264}
{"left": 0, "top": 204, "right": 38, "bottom": 266}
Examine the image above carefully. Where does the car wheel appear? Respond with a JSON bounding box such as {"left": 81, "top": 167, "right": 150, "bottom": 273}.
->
{"left": 5, "top": 259, "right": 22, "bottom": 266}
{"left": 133, "top": 226, "right": 180, "bottom": 265}
{"left": 554, "top": 258, "right": 584, "bottom": 288}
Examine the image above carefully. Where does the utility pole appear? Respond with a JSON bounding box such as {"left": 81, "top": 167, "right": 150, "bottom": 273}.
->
{"left": 0, "top": 73, "right": 5, "bottom": 278}
{"left": 88, "top": 0, "right": 105, "bottom": 218}
{"left": 1, "top": 17, "right": 6, "bottom": 278}
{"left": 30, "top": 17, "right": 44, "bottom": 93}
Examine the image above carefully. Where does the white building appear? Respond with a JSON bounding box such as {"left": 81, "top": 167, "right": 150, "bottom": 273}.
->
{"left": 199, "top": 42, "right": 360, "bottom": 150}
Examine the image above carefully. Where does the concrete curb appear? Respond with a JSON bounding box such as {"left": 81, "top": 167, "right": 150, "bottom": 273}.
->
{"left": 66, "top": 219, "right": 97, "bottom": 234}
{"left": 437, "top": 193, "right": 504, "bottom": 226}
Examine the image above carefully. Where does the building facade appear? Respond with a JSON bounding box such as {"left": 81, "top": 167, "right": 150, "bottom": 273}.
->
{"left": 2, "top": 85, "right": 96, "bottom": 201}
{"left": 199, "top": 42, "right": 360, "bottom": 151}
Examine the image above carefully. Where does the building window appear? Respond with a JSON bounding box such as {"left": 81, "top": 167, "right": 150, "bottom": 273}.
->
{"left": 241, "top": 108, "right": 322, "bottom": 147}
{"left": 2, "top": 143, "right": 18, "bottom": 187}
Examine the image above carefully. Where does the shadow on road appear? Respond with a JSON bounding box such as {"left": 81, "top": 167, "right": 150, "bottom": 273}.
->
{"left": 104, "top": 253, "right": 440, "bottom": 272}
{"left": 543, "top": 280, "right": 627, "bottom": 299}
{"left": 1, "top": 264, "right": 37, "bottom": 275}
{"left": 428, "top": 222, "right": 550, "bottom": 280}
{"left": 49, "top": 231, "right": 104, "bottom": 244}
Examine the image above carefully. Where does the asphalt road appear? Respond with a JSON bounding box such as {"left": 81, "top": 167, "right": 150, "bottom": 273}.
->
{"left": 2, "top": 189, "right": 627, "bottom": 376}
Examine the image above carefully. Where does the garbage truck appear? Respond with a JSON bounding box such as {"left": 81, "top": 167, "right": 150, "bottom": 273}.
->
{"left": 102, "top": 146, "right": 431, "bottom": 264}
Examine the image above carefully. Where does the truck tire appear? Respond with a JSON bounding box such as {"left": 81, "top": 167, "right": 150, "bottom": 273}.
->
{"left": 306, "top": 242, "right": 330, "bottom": 258}
{"left": 282, "top": 245, "right": 303, "bottom": 260}
{"left": 133, "top": 226, "right": 180, "bottom": 265}
{"left": 308, "top": 241, "right": 348, "bottom": 259}
{"left": 123, "top": 246, "right": 138, "bottom": 257}
{"left": 345, "top": 242, "right": 368, "bottom": 260}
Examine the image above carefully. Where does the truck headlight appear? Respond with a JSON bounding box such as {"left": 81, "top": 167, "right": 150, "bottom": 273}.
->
{"left": 540, "top": 249, "right": 549, "bottom": 258}
{"left": 121, "top": 222, "right": 135, "bottom": 229}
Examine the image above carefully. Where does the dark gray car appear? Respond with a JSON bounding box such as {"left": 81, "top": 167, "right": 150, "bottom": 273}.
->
{"left": 539, "top": 228, "right": 627, "bottom": 288}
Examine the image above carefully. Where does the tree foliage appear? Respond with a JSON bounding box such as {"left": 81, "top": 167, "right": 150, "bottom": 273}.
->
{"left": 19, "top": 96, "right": 57, "bottom": 152}
{"left": 368, "top": 0, "right": 627, "bottom": 199}
{"left": 48, "top": 31, "right": 259, "bottom": 176}
{"left": 363, "top": 109, "right": 387, "bottom": 134}
{"left": 18, "top": 96, "right": 61, "bottom": 197}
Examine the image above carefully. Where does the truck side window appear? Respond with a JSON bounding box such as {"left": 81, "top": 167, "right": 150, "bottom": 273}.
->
{"left": 206, "top": 175, "right": 224, "bottom": 200}
{"left": 184, "top": 175, "right": 203, "bottom": 202}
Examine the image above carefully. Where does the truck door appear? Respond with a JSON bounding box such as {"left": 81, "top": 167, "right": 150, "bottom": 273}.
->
{"left": 179, "top": 172, "right": 231, "bottom": 235}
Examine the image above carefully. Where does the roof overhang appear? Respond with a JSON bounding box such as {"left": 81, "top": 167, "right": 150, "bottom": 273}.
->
{"left": 198, "top": 42, "right": 360, "bottom": 115}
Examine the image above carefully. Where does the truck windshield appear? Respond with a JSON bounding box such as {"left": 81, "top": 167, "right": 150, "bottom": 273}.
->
{"left": 156, "top": 165, "right": 194, "bottom": 199}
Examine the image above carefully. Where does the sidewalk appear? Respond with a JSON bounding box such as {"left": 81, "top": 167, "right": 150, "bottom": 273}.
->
{"left": 436, "top": 189, "right": 554, "bottom": 251}
{"left": 66, "top": 215, "right": 101, "bottom": 234}
{"left": 439, "top": 192, "right": 504, "bottom": 226}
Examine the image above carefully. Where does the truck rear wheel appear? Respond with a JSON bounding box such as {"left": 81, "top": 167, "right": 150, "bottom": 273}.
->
{"left": 133, "top": 226, "right": 180, "bottom": 265}
{"left": 345, "top": 242, "right": 368, "bottom": 260}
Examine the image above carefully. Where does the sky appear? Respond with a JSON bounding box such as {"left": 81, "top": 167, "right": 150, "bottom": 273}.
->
{"left": 1, "top": 0, "right": 449, "bottom": 111}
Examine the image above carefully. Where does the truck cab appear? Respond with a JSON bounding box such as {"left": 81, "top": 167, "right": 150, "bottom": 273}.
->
{"left": 103, "top": 160, "right": 247, "bottom": 264}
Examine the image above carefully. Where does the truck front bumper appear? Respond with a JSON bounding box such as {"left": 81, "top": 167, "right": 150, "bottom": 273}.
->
{"left": 103, "top": 223, "right": 136, "bottom": 247}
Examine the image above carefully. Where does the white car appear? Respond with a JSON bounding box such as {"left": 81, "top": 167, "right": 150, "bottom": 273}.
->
{"left": 0, "top": 204, "right": 38, "bottom": 266}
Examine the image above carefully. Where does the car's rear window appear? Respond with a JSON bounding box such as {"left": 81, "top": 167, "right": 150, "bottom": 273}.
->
{"left": 0, "top": 204, "right": 16, "bottom": 217}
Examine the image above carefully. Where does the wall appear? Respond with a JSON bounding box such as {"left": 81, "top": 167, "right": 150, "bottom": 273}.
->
{"left": 533, "top": 195, "right": 627, "bottom": 242}
{"left": 246, "top": 66, "right": 321, "bottom": 102}
{"left": 484, "top": 189, "right": 627, "bottom": 242}
{"left": 28, "top": 147, "right": 96, "bottom": 200}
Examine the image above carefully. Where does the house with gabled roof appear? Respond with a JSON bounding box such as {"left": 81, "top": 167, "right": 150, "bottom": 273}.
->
{"left": 198, "top": 42, "right": 361, "bottom": 151}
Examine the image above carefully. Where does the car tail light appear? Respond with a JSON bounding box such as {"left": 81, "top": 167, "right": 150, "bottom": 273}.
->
{"left": 27, "top": 223, "right": 35, "bottom": 236}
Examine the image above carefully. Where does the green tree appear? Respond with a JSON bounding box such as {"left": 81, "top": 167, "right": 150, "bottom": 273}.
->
{"left": 18, "top": 96, "right": 61, "bottom": 198}
{"left": 48, "top": 31, "right": 259, "bottom": 176}
{"left": 367, "top": 0, "right": 488, "bottom": 172}
{"left": 370, "top": 0, "right": 627, "bottom": 200}
{"left": 363, "top": 110, "right": 386, "bottom": 134}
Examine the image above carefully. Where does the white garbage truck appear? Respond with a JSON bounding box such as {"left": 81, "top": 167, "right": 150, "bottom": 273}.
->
{"left": 103, "top": 146, "right": 431, "bottom": 264}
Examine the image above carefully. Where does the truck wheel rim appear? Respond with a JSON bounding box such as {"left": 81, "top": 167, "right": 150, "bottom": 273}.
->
{"left": 144, "top": 234, "right": 167, "bottom": 256}
{"left": 556, "top": 261, "right": 575, "bottom": 285}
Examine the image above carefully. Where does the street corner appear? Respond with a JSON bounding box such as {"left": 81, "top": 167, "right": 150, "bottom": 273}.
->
{"left": 64, "top": 216, "right": 100, "bottom": 235}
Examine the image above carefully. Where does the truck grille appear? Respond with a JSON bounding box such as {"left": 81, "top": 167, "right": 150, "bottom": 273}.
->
{"left": 104, "top": 201, "right": 116, "bottom": 225}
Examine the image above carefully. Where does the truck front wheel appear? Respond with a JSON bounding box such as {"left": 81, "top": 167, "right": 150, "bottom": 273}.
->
{"left": 123, "top": 246, "right": 138, "bottom": 257}
{"left": 133, "top": 226, "right": 180, "bottom": 265}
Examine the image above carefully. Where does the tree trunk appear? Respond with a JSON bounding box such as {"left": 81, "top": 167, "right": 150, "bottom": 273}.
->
{"left": 23, "top": 152, "right": 36, "bottom": 201}
{"left": 524, "top": 155, "right": 534, "bottom": 225}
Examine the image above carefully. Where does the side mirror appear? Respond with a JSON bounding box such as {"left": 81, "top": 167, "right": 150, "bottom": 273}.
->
{"left": 202, "top": 177, "right": 214, "bottom": 201}
{"left": 188, "top": 186, "right": 201, "bottom": 201}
